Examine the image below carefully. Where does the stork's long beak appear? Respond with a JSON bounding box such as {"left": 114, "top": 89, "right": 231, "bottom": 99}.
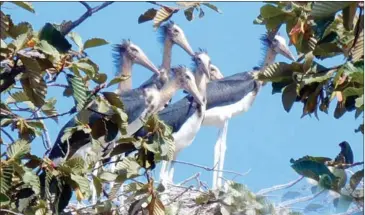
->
{"left": 176, "top": 36, "right": 194, "bottom": 56}
{"left": 277, "top": 43, "right": 296, "bottom": 61}
{"left": 185, "top": 81, "right": 204, "bottom": 106}
{"left": 136, "top": 51, "right": 160, "bottom": 74}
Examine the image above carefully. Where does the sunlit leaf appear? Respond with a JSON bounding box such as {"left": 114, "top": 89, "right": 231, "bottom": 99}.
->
{"left": 99, "top": 172, "right": 118, "bottom": 182}
{"left": 6, "top": 91, "right": 30, "bottom": 104}
{"left": 202, "top": 3, "right": 222, "bottom": 13}
{"left": 71, "top": 174, "right": 90, "bottom": 199}
{"left": 10, "top": 1, "right": 35, "bottom": 13}
{"left": 66, "top": 74, "right": 88, "bottom": 111}
{"left": 107, "top": 75, "right": 130, "bottom": 88}
{"left": 22, "top": 170, "right": 40, "bottom": 194}
{"left": 83, "top": 38, "right": 109, "bottom": 50}
{"left": 68, "top": 31, "right": 83, "bottom": 49}
{"left": 138, "top": 8, "right": 158, "bottom": 24}
{"left": 153, "top": 7, "right": 177, "bottom": 29}
{"left": 7, "top": 139, "right": 30, "bottom": 160}
{"left": 311, "top": 2, "right": 352, "bottom": 19}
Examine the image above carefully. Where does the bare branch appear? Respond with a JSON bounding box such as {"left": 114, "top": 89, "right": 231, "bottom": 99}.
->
{"left": 22, "top": 107, "right": 76, "bottom": 121}
{"left": 1, "top": 128, "right": 15, "bottom": 144}
{"left": 0, "top": 209, "right": 24, "bottom": 215}
{"left": 61, "top": 2, "right": 114, "bottom": 35}
{"left": 278, "top": 189, "right": 326, "bottom": 208}
{"left": 256, "top": 176, "right": 304, "bottom": 196}
{"left": 327, "top": 161, "right": 364, "bottom": 169}
{"left": 172, "top": 160, "right": 250, "bottom": 178}
{"left": 79, "top": 1, "right": 92, "bottom": 11}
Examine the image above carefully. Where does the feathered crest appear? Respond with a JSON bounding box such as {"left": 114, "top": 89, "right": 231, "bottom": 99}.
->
{"left": 191, "top": 48, "right": 208, "bottom": 61}
{"left": 171, "top": 65, "right": 188, "bottom": 77}
{"left": 112, "top": 39, "right": 131, "bottom": 75}
{"left": 157, "top": 20, "right": 175, "bottom": 44}
{"left": 258, "top": 32, "right": 276, "bottom": 67}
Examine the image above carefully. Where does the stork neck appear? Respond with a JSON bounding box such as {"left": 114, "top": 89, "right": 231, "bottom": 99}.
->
{"left": 195, "top": 70, "right": 208, "bottom": 98}
{"left": 159, "top": 80, "right": 179, "bottom": 106}
{"left": 118, "top": 55, "right": 133, "bottom": 94}
{"left": 161, "top": 39, "right": 173, "bottom": 71}
{"left": 261, "top": 48, "right": 277, "bottom": 71}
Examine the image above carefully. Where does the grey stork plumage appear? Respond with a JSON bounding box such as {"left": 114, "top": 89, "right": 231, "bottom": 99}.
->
{"left": 130, "top": 51, "right": 212, "bottom": 185}
{"left": 208, "top": 33, "right": 296, "bottom": 190}
{"left": 113, "top": 40, "right": 160, "bottom": 94}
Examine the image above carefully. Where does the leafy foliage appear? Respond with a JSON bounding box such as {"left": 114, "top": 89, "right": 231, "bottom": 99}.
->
{"left": 253, "top": 2, "right": 363, "bottom": 133}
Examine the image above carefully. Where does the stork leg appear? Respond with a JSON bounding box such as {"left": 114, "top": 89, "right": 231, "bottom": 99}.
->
{"left": 217, "top": 120, "right": 228, "bottom": 189}
{"left": 212, "top": 120, "right": 229, "bottom": 190}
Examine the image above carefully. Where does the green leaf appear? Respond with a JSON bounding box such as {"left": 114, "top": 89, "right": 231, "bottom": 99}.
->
{"left": 351, "top": 30, "right": 364, "bottom": 61}
{"left": 6, "top": 91, "right": 30, "bottom": 104}
{"left": 8, "top": 22, "right": 33, "bottom": 39}
{"left": 0, "top": 165, "right": 13, "bottom": 193}
{"left": 254, "top": 62, "right": 300, "bottom": 82}
{"left": 342, "top": 3, "right": 357, "bottom": 31}
{"left": 19, "top": 55, "right": 47, "bottom": 108}
{"left": 260, "top": 4, "right": 284, "bottom": 19}
{"left": 350, "top": 169, "right": 364, "bottom": 190}
{"left": 355, "top": 95, "right": 364, "bottom": 108}
{"left": 99, "top": 172, "right": 118, "bottom": 182}
{"left": 107, "top": 75, "right": 130, "bottom": 88}
{"left": 71, "top": 174, "right": 90, "bottom": 198}
{"left": 35, "top": 40, "right": 60, "bottom": 62}
{"left": 153, "top": 7, "right": 176, "bottom": 29}
{"left": 41, "top": 98, "right": 58, "bottom": 122}
{"left": 7, "top": 139, "right": 30, "bottom": 160}
{"left": 313, "top": 42, "right": 343, "bottom": 59}
{"left": 64, "top": 157, "right": 85, "bottom": 174}
{"left": 138, "top": 8, "right": 158, "bottom": 24}
{"left": 202, "top": 3, "right": 222, "bottom": 13}
{"left": 74, "top": 62, "right": 96, "bottom": 78}
{"left": 66, "top": 74, "right": 88, "bottom": 111}
{"left": 343, "top": 87, "right": 363, "bottom": 98}
{"left": 83, "top": 38, "right": 108, "bottom": 50}
{"left": 282, "top": 83, "right": 297, "bottom": 112}
{"left": 11, "top": 2, "right": 35, "bottom": 13}
{"left": 291, "top": 156, "right": 336, "bottom": 183}
{"left": 68, "top": 32, "right": 83, "bottom": 49}
{"left": 147, "top": 195, "right": 165, "bottom": 215}
{"left": 0, "top": 192, "right": 9, "bottom": 203}
{"left": 184, "top": 7, "right": 194, "bottom": 21}
{"left": 92, "top": 175, "right": 102, "bottom": 199}
{"left": 92, "top": 73, "right": 107, "bottom": 84}
{"left": 38, "top": 23, "right": 71, "bottom": 53}
{"left": 311, "top": 2, "right": 352, "bottom": 19}
{"left": 10, "top": 33, "right": 29, "bottom": 51}
{"left": 22, "top": 170, "right": 40, "bottom": 194}
{"left": 102, "top": 92, "right": 124, "bottom": 109}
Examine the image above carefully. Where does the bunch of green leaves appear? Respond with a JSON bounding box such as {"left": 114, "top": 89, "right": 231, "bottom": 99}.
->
{"left": 253, "top": 2, "right": 364, "bottom": 131}
{"left": 290, "top": 141, "right": 363, "bottom": 212}
{"left": 138, "top": 2, "right": 222, "bottom": 29}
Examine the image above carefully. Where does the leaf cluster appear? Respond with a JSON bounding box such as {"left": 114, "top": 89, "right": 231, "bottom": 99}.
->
{"left": 253, "top": 2, "right": 364, "bottom": 132}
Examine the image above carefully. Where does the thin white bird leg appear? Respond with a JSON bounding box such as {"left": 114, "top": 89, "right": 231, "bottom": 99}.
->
{"left": 212, "top": 126, "right": 223, "bottom": 190}
{"left": 217, "top": 120, "right": 228, "bottom": 190}
{"left": 167, "top": 161, "right": 175, "bottom": 183}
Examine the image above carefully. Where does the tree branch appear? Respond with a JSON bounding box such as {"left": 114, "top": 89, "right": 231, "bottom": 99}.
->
{"left": 19, "top": 107, "right": 76, "bottom": 121}
{"left": 35, "top": 111, "right": 51, "bottom": 150}
{"left": 278, "top": 189, "right": 326, "bottom": 208}
{"left": 61, "top": 2, "right": 114, "bottom": 35}
{"left": 256, "top": 176, "right": 304, "bottom": 196}
{"left": 1, "top": 128, "right": 15, "bottom": 144}
{"left": 172, "top": 160, "right": 251, "bottom": 178}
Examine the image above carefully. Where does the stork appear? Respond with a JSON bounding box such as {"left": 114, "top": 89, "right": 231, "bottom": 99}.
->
{"left": 140, "top": 21, "right": 194, "bottom": 90}
{"left": 113, "top": 39, "right": 160, "bottom": 94}
{"left": 131, "top": 51, "right": 212, "bottom": 185}
{"left": 207, "top": 33, "right": 296, "bottom": 190}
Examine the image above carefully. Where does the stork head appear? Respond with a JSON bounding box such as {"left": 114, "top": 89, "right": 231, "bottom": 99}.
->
{"left": 209, "top": 64, "right": 224, "bottom": 80}
{"left": 192, "top": 49, "right": 211, "bottom": 80}
{"left": 260, "top": 34, "right": 295, "bottom": 61}
{"left": 160, "top": 21, "right": 194, "bottom": 56}
{"left": 171, "top": 65, "right": 204, "bottom": 105}
{"left": 113, "top": 40, "right": 160, "bottom": 74}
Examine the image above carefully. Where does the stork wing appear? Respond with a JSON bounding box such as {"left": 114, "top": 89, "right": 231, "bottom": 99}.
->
{"left": 206, "top": 72, "right": 258, "bottom": 109}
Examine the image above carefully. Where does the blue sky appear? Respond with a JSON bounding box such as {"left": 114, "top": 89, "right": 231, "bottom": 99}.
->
{"left": 3, "top": 1, "right": 363, "bottom": 196}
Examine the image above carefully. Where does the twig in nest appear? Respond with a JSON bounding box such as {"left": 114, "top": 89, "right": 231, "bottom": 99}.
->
{"left": 256, "top": 176, "right": 304, "bottom": 196}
